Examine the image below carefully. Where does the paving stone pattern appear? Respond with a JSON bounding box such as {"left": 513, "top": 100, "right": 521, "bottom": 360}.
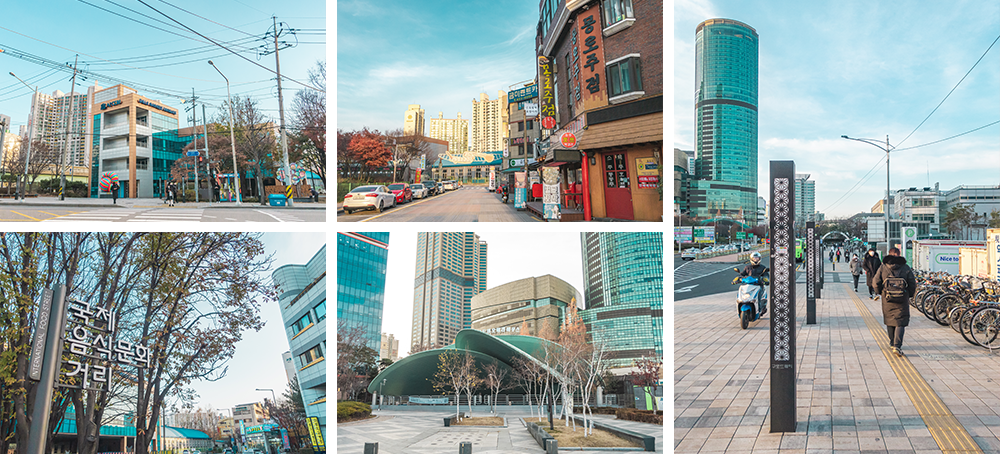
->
{"left": 675, "top": 260, "right": 1000, "bottom": 453}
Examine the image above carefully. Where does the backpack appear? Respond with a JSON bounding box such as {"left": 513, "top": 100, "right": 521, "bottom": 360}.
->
{"left": 884, "top": 275, "right": 908, "bottom": 303}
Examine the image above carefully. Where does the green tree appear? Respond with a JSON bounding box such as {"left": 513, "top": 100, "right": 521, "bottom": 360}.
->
{"left": 989, "top": 209, "right": 1000, "bottom": 228}
{"left": 944, "top": 205, "right": 976, "bottom": 239}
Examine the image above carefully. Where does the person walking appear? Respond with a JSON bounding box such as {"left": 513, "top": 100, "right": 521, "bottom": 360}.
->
{"left": 110, "top": 181, "right": 120, "bottom": 205}
{"left": 836, "top": 249, "right": 842, "bottom": 263}
{"left": 863, "top": 246, "right": 882, "bottom": 300}
{"left": 873, "top": 247, "right": 917, "bottom": 356}
{"left": 850, "top": 253, "right": 863, "bottom": 291}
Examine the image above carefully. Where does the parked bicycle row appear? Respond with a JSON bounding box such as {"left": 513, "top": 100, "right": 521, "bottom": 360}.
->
{"left": 911, "top": 271, "right": 1000, "bottom": 350}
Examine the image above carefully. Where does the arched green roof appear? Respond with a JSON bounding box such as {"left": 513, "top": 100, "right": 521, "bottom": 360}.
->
{"left": 367, "top": 329, "right": 565, "bottom": 395}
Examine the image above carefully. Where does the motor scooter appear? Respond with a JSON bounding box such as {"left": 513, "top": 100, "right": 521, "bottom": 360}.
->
{"left": 732, "top": 267, "right": 769, "bottom": 329}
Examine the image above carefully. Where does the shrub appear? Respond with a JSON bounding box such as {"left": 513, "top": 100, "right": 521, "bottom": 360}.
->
{"left": 615, "top": 408, "right": 662, "bottom": 424}
{"left": 573, "top": 406, "right": 618, "bottom": 415}
{"left": 337, "top": 401, "right": 372, "bottom": 422}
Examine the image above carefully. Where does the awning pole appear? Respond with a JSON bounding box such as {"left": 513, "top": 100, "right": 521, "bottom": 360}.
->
{"left": 581, "top": 151, "right": 592, "bottom": 221}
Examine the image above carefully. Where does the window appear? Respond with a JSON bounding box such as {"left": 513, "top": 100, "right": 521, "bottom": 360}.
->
{"left": 518, "top": 122, "right": 524, "bottom": 132}
{"left": 298, "top": 344, "right": 323, "bottom": 366}
{"left": 291, "top": 312, "right": 312, "bottom": 334}
{"left": 314, "top": 299, "right": 326, "bottom": 322}
{"left": 602, "top": 0, "right": 634, "bottom": 27}
{"left": 527, "top": 120, "right": 534, "bottom": 130}
{"left": 606, "top": 56, "right": 643, "bottom": 98}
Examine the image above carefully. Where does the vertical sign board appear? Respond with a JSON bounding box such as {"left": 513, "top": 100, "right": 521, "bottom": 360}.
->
{"left": 806, "top": 222, "right": 816, "bottom": 325}
{"left": 26, "top": 286, "right": 69, "bottom": 454}
{"left": 537, "top": 56, "right": 555, "bottom": 130}
{"left": 542, "top": 167, "right": 561, "bottom": 220}
{"left": 307, "top": 416, "right": 325, "bottom": 452}
{"left": 769, "top": 161, "right": 796, "bottom": 432}
{"left": 902, "top": 226, "right": 917, "bottom": 264}
{"left": 514, "top": 171, "right": 527, "bottom": 209}
{"left": 28, "top": 289, "right": 54, "bottom": 381}
{"left": 815, "top": 238, "right": 822, "bottom": 297}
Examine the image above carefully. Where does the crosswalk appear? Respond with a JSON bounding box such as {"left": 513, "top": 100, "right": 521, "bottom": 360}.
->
{"left": 127, "top": 209, "right": 204, "bottom": 222}
{"left": 674, "top": 261, "right": 743, "bottom": 284}
{"left": 251, "top": 209, "right": 305, "bottom": 222}
{"left": 43, "top": 209, "right": 204, "bottom": 222}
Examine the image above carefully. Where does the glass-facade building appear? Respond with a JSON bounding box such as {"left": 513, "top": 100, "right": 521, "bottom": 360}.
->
{"left": 692, "top": 18, "right": 758, "bottom": 219}
{"left": 273, "top": 244, "right": 327, "bottom": 440}
{"left": 412, "top": 232, "right": 487, "bottom": 351}
{"left": 579, "top": 232, "right": 663, "bottom": 372}
{"left": 336, "top": 232, "right": 390, "bottom": 352}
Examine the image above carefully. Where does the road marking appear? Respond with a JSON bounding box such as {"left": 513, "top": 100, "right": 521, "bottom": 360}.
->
{"left": 358, "top": 192, "right": 453, "bottom": 222}
{"left": 9, "top": 210, "right": 41, "bottom": 221}
{"left": 675, "top": 284, "right": 699, "bottom": 293}
{"left": 675, "top": 265, "right": 738, "bottom": 285}
{"left": 847, "top": 285, "right": 983, "bottom": 453}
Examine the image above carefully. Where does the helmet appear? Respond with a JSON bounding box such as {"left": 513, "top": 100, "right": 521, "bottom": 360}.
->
{"left": 750, "top": 251, "right": 761, "bottom": 264}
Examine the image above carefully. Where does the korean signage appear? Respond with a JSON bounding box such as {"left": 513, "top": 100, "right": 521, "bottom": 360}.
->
{"left": 542, "top": 167, "right": 561, "bottom": 220}
{"left": 694, "top": 227, "right": 716, "bottom": 243}
{"left": 560, "top": 133, "right": 577, "bottom": 148}
{"left": 524, "top": 102, "right": 539, "bottom": 118}
{"left": 306, "top": 416, "right": 325, "bottom": 452}
{"left": 674, "top": 226, "right": 693, "bottom": 243}
{"left": 137, "top": 98, "right": 177, "bottom": 115}
{"left": 537, "top": 56, "right": 555, "bottom": 129}
{"left": 636, "top": 157, "right": 659, "bottom": 189}
{"left": 59, "top": 299, "right": 148, "bottom": 391}
{"left": 514, "top": 171, "right": 527, "bottom": 209}
{"left": 482, "top": 326, "right": 519, "bottom": 335}
{"left": 573, "top": 9, "right": 608, "bottom": 113}
{"left": 508, "top": 84, "right": 538, "bottom": 103}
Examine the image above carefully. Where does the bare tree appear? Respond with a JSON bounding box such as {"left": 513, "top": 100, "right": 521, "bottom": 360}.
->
{"left": 482, "top": 360, "right": 513, "bottom": 414}
{"left": 430, "top": 349, "right": 466, "bottom": 419}
{"left": 631, "top": 356, "right": 663, "bottom": 411}
{"left": 458, "top": 352, "right": 482, "bottom": 418}
{"left": 337, "top": 321, "right": 378, "bottom": 401}
{"left": 216, "top": 96, "right": 278, "bottom": 204}
{"left": 385, "top": 129, "right": 434, "bottom": 182}
{"left": 290, "top": 61, "right": 326, "bottom": 186}
{"left": 3, "top": 140, "right": 59, "bottom": 194}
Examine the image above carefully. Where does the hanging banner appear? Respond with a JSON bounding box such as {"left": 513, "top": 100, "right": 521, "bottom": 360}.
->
{"left": 538, "top": 56, "right": 555, "bottom": 129}
{"left": 542, "top": 167, "right": 561, "bottom": 220}
{"left": 514, "top": 171, "right": 527, "bottom": 209}
{"left": 307, "top": 416, "right": 325, "bottom": 452}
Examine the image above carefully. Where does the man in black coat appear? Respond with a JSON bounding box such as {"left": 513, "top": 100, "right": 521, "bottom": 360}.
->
{"left": 862, "top": 246, "right": 882, "bottom": 300}
{"left": 873, "top": 247, "right": 917, "bottom": 356}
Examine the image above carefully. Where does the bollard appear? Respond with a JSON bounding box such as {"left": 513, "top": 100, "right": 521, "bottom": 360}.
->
{"left": 769, "top": 160, "right": 797, "bottom": 432}
{"left": 459, "top": 441, "right": 472, "bottom": 454}
{"left": 545, "top": 439, "right": 559, "bottom": 454}
{"left": 364, "top": 442, "right": 379, "bottom": 454}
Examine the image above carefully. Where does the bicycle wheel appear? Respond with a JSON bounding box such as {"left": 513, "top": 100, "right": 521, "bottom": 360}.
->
{"left": 949, "top": 305, "right": 967, "bottom": 333}
{"left": 933, "top": 294, "right": 961, "bottom": 326}
{"left": 918, "top": 289, "right": 943, "bottom": 317}
{"left": 970, "top": 306, "right": 1000, "bottom": 349}
{"left": 960, "top": 306, "right": 982, "bottom": 346}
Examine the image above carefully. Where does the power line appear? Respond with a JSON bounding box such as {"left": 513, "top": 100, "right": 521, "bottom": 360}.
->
{"left": 894, "top": 120, "right": 1000, "bottom": 152}
{"left": 895, "top": 33, "right": 1000, "bottom": 149}
{"left": 820, "top": 153, "right": 887, "bottom": 214}
{"left": 155, "top": 0, "right": 259, "bottom": 37}
{"left": 135, "top": 1, "right": 324, "bottom": 93}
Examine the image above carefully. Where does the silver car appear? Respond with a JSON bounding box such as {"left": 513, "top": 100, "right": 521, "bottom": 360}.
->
{"left": 342, "top": 185, "right": 396, "bottom": 214}
{"left": 411, "top": 183, "right": 428, "bottom": 199}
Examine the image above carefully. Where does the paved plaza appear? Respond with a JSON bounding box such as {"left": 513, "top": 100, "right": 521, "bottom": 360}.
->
{"left": 337, "top": 407, "right": 664, "bottom": 453}
{"left": 675, "top": 260, "right": 1000, "bottom": 453}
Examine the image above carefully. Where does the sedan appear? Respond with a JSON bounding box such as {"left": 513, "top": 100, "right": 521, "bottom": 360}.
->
{"left": 342, "top": 185, "right": 395, "bottom": 214}
{"left": 443, "top": 181, "right": 456, "bottom": 190}
{"left": 387, "top": 183, "right": 413, "bottom": 204}
{"left": 411, "top": 183, "right": 428, "bottom": 199}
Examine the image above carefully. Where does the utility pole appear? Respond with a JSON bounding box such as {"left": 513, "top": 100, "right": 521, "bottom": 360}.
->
{"left": 0, "top": 116, "right": 7, "bottom": 195}
{"left": 271, "top": 16, "right": 295, "bottom": 206}
{"left": 190, "top": 88, "right": 200, "bottom": 203}
{"left": 203, "top": 104, "right": 213, "bottom": 203}
{"left": 59, "top": 55, "right": 79, "bottom": 201}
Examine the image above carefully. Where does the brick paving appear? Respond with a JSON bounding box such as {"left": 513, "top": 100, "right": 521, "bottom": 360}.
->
{"left": 674, "top": 260, "right": 1000, "bottom": 453}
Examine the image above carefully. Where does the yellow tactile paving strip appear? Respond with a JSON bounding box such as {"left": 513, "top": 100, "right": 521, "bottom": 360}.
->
{"left": 848, "top": 284, "right": 983, "bottom": 453}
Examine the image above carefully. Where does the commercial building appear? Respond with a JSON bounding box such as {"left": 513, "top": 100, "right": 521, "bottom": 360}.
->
{"left": 232, "top": 402, "right": 270, "bottom": 427}
{"left": 580, "top": 232, "right": 663, "bottom": 373}
{"left": 795, "top": 174, "right": 816, "bottom": 227}
{"left": 470, "top": 91, "right": 508, "bottom": 153}
{"left": 380, "top": 332, "right": 400, "bottom": 361}
{"left": 88, "top": 83, "right": 182, "bottom": 198}
{"left": 336, "top": 233, "right": 389, "bottom": 351}
{"left": 428, "top": 111, "right": 468, "bottom": 155}
{"left": 281, "top": 350, "right": 296, "bottom": 383}
{"left": 942, "top": 184, "right": 1000, "bottom": 220}
{"left": 429, "top": 150, "right": 503, "bottom": 185}
{"left": 690, "top": 18, "right": 758, "bottom": 219}
{"left": 404, "top": 104, "right": 426, "bottom": 136}
{"left": 501, "top": 83, "right": 540, "bottom": 186}
{"left": 412, "top": 232, "right": 488, "bottom": 351}
{"left": 893, "top": 186, "right": 943, "bottom": 233}
{"left": 674, "top": 148, "right": 692, "bottom": 215}
{"left": 470, "top": 274, "right": 582, "bottom": 339}
{"left": 274, "top": 244, "right": 327, "bottom": 438}
{"left": 536, "top": 0, "right": 663, "bottom": 221}
{"left": 871, "top": 195, "right": 895, "bottom": 214}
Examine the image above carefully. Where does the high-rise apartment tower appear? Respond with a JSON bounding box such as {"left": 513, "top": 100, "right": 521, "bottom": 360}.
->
{"left": 412, "top": 232, "right": 487, "bottom": 351}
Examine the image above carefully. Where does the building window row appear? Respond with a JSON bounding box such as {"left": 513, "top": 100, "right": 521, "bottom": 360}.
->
{"left": 607, "top": 56, "right": 643, "bottom": 99}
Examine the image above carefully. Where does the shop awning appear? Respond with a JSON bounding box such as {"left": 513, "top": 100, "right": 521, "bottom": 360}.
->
{"left": 578, "top": 111, "right": 663, "bottom": 150}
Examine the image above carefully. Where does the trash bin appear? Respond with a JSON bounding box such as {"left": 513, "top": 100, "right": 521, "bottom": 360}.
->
{"left": 268, "top": 193, "right": 287, "bottom": 207}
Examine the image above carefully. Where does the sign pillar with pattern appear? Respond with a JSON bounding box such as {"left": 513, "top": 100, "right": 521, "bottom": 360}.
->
{"left": 769, "top": 161, "right": 796, "bottom": 432}
{"left": 806, "top": 222, "right": 817, "bottom": 325}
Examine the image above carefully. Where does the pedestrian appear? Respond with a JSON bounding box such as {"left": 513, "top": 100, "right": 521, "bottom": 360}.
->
{"left": 862, "top": 246, "right": 882, "bottom": 300}
{"left": 166, "top": 181, "right": 176, "bottom": 207}
{"left": 110, "top": 181, "right": 119, "bottom": 205}
{"left": 873, "top": 247, "right": 917, "bottom": 357}
{"left": 850, "top": 253, "right": 863, "bottom": 291}
{"left": 829, "top": 249, "right": 834, "bottom": 263}
{"left": 836, "top": 249, "right": 841, "bottom": 262}
{"left": 310, "top": 187, "right": 319, "bottom": 202}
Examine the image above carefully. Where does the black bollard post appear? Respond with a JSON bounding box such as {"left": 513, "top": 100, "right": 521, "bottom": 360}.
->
{"left": 459, "top": 441, "right": 472, "bottom": 454}
{"left": 364, "top": 442, "right": 379, "bottom": 454}
{"left": 806, "top": 222, "right": 817, "bottom": 324}
{"left": 769, "top": 161, "right": 796, "bottom": 432}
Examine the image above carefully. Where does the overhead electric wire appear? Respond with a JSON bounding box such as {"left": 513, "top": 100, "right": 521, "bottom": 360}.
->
{"left": 135, "top": 0, "right": 324, "bottom": 93}
{"left": 894, "top": 33, "right": 1000, "bottom": 149}
{"left": 80, "top": 36, "right": 262, "bottom": 66}
{"left": 155, "top": 0, "right": 258, "bottom": 37}
{"left": 820, "top": 153, "right": 888, "bottom": 214}
{"left": 893, "top": 120, "right": 1000, "bottom": 152}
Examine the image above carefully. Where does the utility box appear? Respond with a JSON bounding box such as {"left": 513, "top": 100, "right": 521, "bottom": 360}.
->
{"left": 268, "top": 193, "right": 287, "bottom": 207}
{"left": 960, "top": 247, "right": 989, "bottom": 278}
{"left": 913, "top": 240, "right": 986, "bottom": 274}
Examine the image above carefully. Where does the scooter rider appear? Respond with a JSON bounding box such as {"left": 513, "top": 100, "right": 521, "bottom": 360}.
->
{"left": 733, "top": 251, "right": 769, "bottom": 316}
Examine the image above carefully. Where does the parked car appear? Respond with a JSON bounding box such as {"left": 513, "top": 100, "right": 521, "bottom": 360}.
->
{"left": 424, "top": 182, "right": 438, "bottom": 196}
{"left": 443, "top": 181, "right": 456, "bottom": 190}
{"left": 681, "top": 248, "right": 700, "bottom": 260}
{"left": 387, "top": 182, "right": 413, "bottom": 204}
{"left": 411, "top": 183, "right": 428, "bottom": 199}
{"left": 342, "top": 185, "right": 396, "bottom": 214}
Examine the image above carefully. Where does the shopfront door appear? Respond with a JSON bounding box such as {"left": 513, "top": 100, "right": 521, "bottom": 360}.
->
{"left": 602, "top": 152, "right": 633, "bottom": 220}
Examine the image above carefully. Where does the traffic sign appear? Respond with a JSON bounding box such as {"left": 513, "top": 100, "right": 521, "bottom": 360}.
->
{"left": 186, "top": 151, "right": 199, "bottom": 157}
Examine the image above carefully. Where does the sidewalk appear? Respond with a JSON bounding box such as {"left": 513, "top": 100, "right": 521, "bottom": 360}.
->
{"left": 0, "top": 196, "right": 325, "bottom": 209}
{"left": 675, "top": 260, "right": 1000, "bottom": 453}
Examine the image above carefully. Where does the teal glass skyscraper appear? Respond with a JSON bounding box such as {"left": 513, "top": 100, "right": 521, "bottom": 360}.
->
{"left": 579, "top": 232, "right": 663, "bottom": 372}
{"left": 337, "top": 232, "right": 390, "bottom": 352}
{"left": 691, "top": 18, "right": 758, "bottom": 219}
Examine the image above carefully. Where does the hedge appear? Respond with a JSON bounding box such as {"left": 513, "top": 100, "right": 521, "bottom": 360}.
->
{"left": 615, "top": 408, "right": 663, "bottom": 424}
{"left": 337, "top": 401, "right": 372, "bottom": 422}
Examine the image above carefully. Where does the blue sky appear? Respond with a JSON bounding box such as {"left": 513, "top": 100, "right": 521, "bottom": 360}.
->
{"left": 189, "top": 232, "right": 326, "bottom": 415}
{"left": 673, "top": 0, "right": 1000, "bottom": 218}
{"left": 337, "top": 0, "right": 538, "bottom": 133}
{"left": 1, "top": 0, "right": 325, "bottom": 134}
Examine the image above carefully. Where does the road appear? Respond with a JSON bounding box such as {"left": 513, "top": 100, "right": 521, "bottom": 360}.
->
{"left": 337, "top": 187, "right": 542, "bottom": 222}
{"left": 0, "top": 206, "right": 324, "bottom": 222}
{"left": 674, "top": 253, "right": 818, "bottom": 300}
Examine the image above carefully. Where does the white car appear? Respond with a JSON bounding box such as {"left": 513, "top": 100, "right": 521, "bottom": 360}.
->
{"left": 681, "top": 248, "right": 700, "bottom": 260}
{"left": 443, "top": 181, "right": 456, "bottom": 190}
{"left": 342, "top": 185, "right": 396, "bottom": 214}
{"left": 411, "top": 183, "right": 428, "bottom": 199}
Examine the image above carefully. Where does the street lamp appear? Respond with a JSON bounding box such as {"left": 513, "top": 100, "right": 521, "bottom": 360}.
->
{"left": 841, "top": 135, "right": 894, "bottom": 248}
{"left": 209, "top": 60, "right": 242, "bottom": 205}
{"left": 255, "top": 388, "right": 277, "bottom": 454}
{"left": 9, "top": 72, "right": 36, "bottom": 202}
{"left": 379, "top": 379, "right": 386, "bottom": 411}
